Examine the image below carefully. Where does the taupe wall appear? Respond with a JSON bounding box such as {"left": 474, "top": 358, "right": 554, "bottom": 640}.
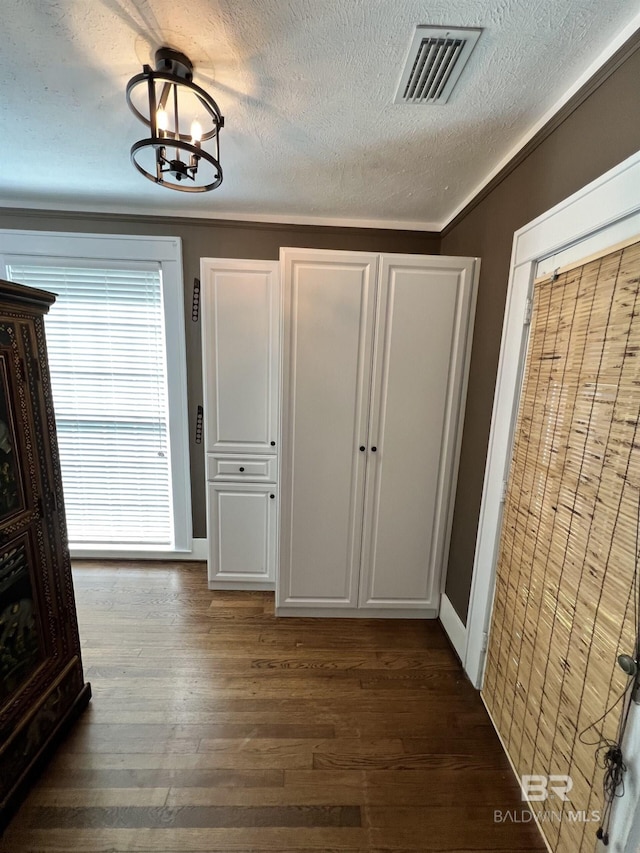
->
{"left": 0, "top": 209, "right": 437, "bottom": 538}
{"left": 441, "top": 43, "right": 640, "bottom": 624}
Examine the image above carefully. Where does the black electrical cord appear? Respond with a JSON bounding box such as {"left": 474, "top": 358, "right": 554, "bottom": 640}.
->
{"left": 578, "top": 474, "right": 640, "bottom": 847}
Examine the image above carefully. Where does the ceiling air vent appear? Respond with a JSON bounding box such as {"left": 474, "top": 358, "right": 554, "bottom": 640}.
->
{"left": 395, "top": 26, "right": 482, "bottom": 105}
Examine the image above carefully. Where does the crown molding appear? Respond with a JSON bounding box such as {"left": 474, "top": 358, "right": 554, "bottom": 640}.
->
{"left": 441, "top": 17, "right": 640, "bottom": 237}
{"left": 0, "top": 201, "right": 439, "bottom": 235}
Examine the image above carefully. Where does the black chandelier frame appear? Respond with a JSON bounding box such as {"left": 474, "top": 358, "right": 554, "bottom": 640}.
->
{"left": 126, "top": 48, "right": 224, "bottom": 193}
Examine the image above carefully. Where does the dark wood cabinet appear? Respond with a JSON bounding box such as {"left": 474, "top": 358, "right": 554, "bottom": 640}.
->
{"left": 0, "top": 279, "right": 90, "bottom": 832}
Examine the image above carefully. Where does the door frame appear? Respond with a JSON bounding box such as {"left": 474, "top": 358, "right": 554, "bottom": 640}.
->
{"left": 466, "top": 148, "right": 640, "bottom": 689}
{"left": 464, "top": 148, "right": 640, "bottom": 851}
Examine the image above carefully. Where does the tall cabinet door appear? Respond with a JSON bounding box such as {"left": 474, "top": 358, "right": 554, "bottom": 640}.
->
{"left": 202, "top": 260, "right": 280, "bottom": 455}
{"left": 278, "top": 250, "right": 378, "bottom": 609}
{"left": 358, "top": 254, "right": 477, "bottom": 609}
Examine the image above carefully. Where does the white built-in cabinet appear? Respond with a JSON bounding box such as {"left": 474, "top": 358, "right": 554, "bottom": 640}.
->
{"left": 277, "top": 249, "right": 478, "bottom": 617}
{"left": 201, "top": 258, "right": 280, "bottom": 589}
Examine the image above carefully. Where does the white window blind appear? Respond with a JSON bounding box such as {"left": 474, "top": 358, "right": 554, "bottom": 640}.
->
{"left": 6, "top": 260, "right": 174, "bottom": 547}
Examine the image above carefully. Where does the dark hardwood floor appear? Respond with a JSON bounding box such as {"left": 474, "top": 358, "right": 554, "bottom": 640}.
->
{"left": 1, "top": 561, "right": 545, "bottom": 852}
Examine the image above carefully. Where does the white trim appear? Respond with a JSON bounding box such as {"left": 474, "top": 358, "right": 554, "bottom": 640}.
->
{"left": 0, "top": 229, "right": 193, "bottom": 554}
{"left": 439, "top": 594, "right": 467, "bottom": 662}
{"left": 0, "top": 230, "right": 182, "bottom": 260}
{"left": 189, "top": 538, "right": 208, "bottom": 560}
{"left": 464, "top": 259, "right": 532, "bottom": 688}
{"left": 443, "top": 10, "right": 640, "bottom": 230}
{"left": 72, "top": 538, "right": 207, "bottom": 561}
{"left": 513, "top": 155, "right": 640, "bottom": 266}
{"left": 535, "top": 233, "right": 640, "bottom": 280}
{"left": 466, "top": 149, "right": 640, "bottom": 853}
{"left": 0, "top": 199, "right": 440, "bottom": 233}
{"left": 160, "top": 238, "right": 192, "bottom": 551}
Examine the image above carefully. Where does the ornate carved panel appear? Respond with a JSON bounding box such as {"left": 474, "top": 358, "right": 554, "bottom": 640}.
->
{"left": 0, "top": 279, "right": 90, "bottom": 834}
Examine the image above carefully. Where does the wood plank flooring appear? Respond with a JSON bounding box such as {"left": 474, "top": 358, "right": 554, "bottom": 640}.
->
{"left": 1, "top": 562, "right": 546, "bottom": 852}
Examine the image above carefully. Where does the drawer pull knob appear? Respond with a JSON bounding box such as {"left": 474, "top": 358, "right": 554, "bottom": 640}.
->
{"left": 270, "top": 441, "right": 276, "bottom": 446}
{"left": 270, "top": 494, "right": 275, "bottom": 499}
{"left": 371, "top": 446, "right": 377, "bottom": 452}
{"left": 359, "top": 446, "right": 365, "bottom": 452}
{"left": 239, "top": 467, "right": 245, "bottom": 472}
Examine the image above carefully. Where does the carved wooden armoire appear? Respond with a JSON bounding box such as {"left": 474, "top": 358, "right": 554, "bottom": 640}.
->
{"left": 0, "top": 278, "right": 90, "bottom": 831}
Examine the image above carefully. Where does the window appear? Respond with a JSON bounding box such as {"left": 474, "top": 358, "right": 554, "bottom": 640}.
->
{"left": 0, "top": 232, "right": 191, "bottom": 553}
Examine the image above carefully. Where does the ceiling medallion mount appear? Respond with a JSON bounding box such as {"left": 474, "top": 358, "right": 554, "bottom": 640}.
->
{"left": 126, "top": 47, "right": 224, "bottom": 193}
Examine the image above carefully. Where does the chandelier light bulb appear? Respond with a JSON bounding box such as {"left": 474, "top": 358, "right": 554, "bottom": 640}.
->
{"left": 157, "top": 107, "right": 169, "bottom": 132}
{"left": 191, "top": 120, "right": 203, "bottom": 144}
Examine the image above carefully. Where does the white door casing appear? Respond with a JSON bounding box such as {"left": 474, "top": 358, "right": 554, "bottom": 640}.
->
{"left": 465, "top": 150, "right": 640, "bottom": 691}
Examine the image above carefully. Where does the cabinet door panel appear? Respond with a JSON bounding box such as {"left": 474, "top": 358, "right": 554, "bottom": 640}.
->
{"left": 359, "top": 255, "right": 476, "bottom": 608}
{"left": 207, "top": 482, "right": 276, "bottom": 585}
{"left": 279, "top": 250, "right": 378, "bottom": 607}
{"left": 202, "top": 260, "right": 279, "bottom": 454}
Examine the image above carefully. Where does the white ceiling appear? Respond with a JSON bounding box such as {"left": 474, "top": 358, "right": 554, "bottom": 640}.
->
{"left": 1, "top": 0, "right": 638, "bottom": 230}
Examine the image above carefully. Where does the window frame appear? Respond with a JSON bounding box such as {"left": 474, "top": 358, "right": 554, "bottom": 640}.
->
{"left": 0, "top": 229, "right": 192, "bottom": 556}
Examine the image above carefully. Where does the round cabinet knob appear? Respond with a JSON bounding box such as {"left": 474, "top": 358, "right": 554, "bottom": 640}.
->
{"left": 270, "top": 494, "right": 275, "bottom": 499}
{"left": 371, "top": 446, "right": 377, "bottom": 452}
{"left": 270, "top": 441, "right": 276, "bottom": 446}
{"left": 239, "top": 467, "right": 245, "bottom": 472}
{"left": 359, "top": 446, "right": 365, "bottom": 452}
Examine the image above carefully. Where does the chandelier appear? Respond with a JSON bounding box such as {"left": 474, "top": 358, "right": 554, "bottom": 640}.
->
{"left": 126, "top": 48, "right": 224, "bottom": 192}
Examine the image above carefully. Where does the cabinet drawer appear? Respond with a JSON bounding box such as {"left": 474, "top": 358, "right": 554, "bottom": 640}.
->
{"left": 207, "top": 454, "right": 277, "bottom": 482}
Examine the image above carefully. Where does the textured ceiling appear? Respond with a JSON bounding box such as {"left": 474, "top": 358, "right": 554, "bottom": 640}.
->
{"left": 1, "top": 0, "right": 637, "bottom": 228}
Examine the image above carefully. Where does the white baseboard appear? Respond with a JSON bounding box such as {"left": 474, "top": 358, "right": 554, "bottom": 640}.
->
{"left": 439, "top": 593, "right": 467, "bottom": 662}
{"left": 71, "top": 537, "right": 208, "bottom": 561}
{"left": 189, "top": 538, "right": 208, "bottom": 560}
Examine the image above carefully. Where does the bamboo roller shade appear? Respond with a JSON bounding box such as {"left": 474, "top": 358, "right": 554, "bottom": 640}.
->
{"left": 483, "top": 238, "right": 640, "bottom": 853}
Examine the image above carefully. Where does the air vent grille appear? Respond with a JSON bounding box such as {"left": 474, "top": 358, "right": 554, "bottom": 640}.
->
{"left": 395, "top": 26, "right": 482, "bottom": 105}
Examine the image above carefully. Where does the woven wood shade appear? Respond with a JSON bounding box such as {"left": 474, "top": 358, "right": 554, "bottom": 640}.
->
{"left": 483, "top": 239, "right": 640, "bottom": 853}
